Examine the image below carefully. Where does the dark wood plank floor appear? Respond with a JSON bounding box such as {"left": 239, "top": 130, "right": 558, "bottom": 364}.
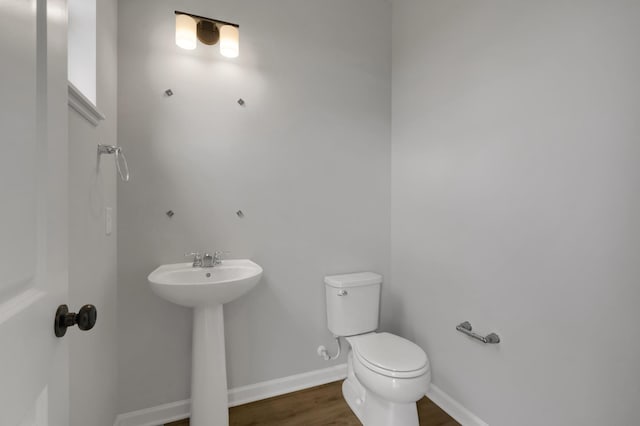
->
{"left": 166, "top": 381, "right": 459, "bottom": 426}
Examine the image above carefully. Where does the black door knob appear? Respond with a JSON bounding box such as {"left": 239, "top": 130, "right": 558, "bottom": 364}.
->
{"left": 54, "top": 304, "right": 97, "bottom": 337}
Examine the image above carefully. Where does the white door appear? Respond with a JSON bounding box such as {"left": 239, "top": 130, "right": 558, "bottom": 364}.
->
{"left": 0, "top": 0, "right": 70, "bottom": 423}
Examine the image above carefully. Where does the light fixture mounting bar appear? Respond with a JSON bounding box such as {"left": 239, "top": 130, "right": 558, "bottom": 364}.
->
{"left": 174, "top": 10, "right": 239, "bottom": 28}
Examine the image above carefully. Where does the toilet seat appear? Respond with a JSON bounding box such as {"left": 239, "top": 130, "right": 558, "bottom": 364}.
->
{"left": 349, "top": 332, "right": 429, "bottom": 379}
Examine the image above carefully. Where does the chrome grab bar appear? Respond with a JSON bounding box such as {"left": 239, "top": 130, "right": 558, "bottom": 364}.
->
{"left": 456, "top": 321, "right": 500, "bottom": 344}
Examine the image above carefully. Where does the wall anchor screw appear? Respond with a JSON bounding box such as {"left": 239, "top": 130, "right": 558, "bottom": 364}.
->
{"left": 165, "top": 89, "right": 174, "bottom": 97}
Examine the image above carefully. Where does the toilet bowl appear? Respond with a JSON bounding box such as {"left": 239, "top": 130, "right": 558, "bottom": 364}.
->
{"left": 349, "top": 332, "right": 430, "bottom": 403}
{"left": 342, "top": 332, "right": 430, "bottom": 425}
{"left": 324, "top": 272, "right": 431, "bottom": 426}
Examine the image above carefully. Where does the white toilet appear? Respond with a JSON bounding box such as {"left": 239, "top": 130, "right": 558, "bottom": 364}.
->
{"left": 325, "top": 272, "right": 431, "bottom": 426}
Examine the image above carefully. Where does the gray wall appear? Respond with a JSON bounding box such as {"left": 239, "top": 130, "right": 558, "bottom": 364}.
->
{"left": 117, "top": 0, "right": 391, "bottom": 413}
{"left": 391, "top": 1, "right": 640, "bottom": 425}
{"left": 68, "top": 0, "right": 118, "bottom": 424}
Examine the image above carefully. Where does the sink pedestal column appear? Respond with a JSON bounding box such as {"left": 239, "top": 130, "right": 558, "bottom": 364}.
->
{"left": 191, "top": 304, "right": 228, "bottom": 426}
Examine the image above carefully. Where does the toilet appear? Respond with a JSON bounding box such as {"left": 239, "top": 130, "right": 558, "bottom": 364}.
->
{"left": 325, "top": 272, "right": 430, "bottom": 426}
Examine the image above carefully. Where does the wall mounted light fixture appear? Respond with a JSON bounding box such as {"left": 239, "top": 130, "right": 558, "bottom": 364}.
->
{"left": 174, "top": 10, "right": 239, "bottom": 58}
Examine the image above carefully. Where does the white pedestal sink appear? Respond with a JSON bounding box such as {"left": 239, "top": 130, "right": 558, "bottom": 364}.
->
{"left": 148, "top": 259, "right": 263, "bottom": 426}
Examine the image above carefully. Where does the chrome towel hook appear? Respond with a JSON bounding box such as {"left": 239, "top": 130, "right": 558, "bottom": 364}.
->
{"left": 98, "top": 144, "right": 130, "bottom": 182}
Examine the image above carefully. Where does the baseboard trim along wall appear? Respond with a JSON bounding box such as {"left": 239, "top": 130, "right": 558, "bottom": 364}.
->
{"left": 227, "top": 363, "right": 348, "bottom": 407}
{"left": 113, "top": 399, "right": 190, "bottom": 426}
{"left": 114, "top": 364, "right": 488, "bottom": 426}
{"left": 113, "top": 364, "right": 348, "bottom": 426}
{"left": 427, "top": 384, "right": 489, "bottom": 426}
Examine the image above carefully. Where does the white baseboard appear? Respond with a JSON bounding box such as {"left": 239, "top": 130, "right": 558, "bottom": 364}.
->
{"left": 228, "top": 363, "right": 348, "bottom": 407}
{"left": 113, "top": 365, "right": 488, "bottom": 426}
{"left": 427, "top": 384, "right": 489, "bottom": 426}
{"left": 114, "top": 364, "right": 348, "bottom": 426}
{"left": 113, "top": 399, "right": 190, "bottom": 426}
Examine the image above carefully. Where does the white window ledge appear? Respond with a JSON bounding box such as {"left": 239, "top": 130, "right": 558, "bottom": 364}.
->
{"left": 68, "top": 81, "right": 105, "bottom": 126}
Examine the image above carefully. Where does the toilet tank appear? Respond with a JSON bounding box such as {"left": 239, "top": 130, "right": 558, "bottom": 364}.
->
{"left": 324, "top": 272, "right": 382, "bottom": 337}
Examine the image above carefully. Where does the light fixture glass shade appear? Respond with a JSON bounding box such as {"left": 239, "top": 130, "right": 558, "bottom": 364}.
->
{"left": 175, "top": 14, "right": 197, "bottom": 50}
{"left": 219, "top": 25, "right": 239, "bottom": 58}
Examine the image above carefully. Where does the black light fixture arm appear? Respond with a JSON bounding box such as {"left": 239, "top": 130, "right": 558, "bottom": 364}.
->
{"left": 174, "top": 10, "right": 239, "bottom": 28}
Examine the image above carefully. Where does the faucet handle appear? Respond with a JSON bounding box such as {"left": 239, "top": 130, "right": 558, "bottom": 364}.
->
{"left": 185, "top": 252, "right": 203, "bottom": 267}
{"left": 212, "top": 251, "right": 230, "bottom": 265}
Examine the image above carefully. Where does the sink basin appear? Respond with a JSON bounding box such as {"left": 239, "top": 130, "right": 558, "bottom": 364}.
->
{"left": 148, "top": 259, "right": 263, "bottom": 307}
{"left": 147, "top": 258, "right": 263, "bottom": 426}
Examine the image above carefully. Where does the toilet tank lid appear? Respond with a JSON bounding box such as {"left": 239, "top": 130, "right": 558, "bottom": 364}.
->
{"left": 324, "top": 272, "right": 382, "bottom": 288}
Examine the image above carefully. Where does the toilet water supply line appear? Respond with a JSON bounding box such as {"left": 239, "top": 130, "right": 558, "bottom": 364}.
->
{"left": 317, "top": 336, "right": 341, "bottom": 361}
{"left": 98, "top": 144, "right": 130, "bottom": 182}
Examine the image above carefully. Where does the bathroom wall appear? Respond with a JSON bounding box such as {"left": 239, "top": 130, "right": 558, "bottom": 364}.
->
{"left": 117, "top": 0, "right": 391, "bottom": 414}
{"left": 391, "top": 1, "right": 640, "bottom": 425}
{"left": 68, "top": 0, "right": 119, "bottom": 424}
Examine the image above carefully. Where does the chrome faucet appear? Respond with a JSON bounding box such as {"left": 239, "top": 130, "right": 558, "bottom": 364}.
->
{"left": 186, "top": 251, "right": 227, "bottom": 268}
{"left": 202, "top": 253, "right": 215, "bottom": 268}
{"left": 202, "top": 251, "right": 225, "bottom": 268}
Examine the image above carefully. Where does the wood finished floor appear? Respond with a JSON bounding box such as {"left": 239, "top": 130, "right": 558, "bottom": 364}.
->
{"left": 166, "top": 381, "right": 459, "bottom": 426}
